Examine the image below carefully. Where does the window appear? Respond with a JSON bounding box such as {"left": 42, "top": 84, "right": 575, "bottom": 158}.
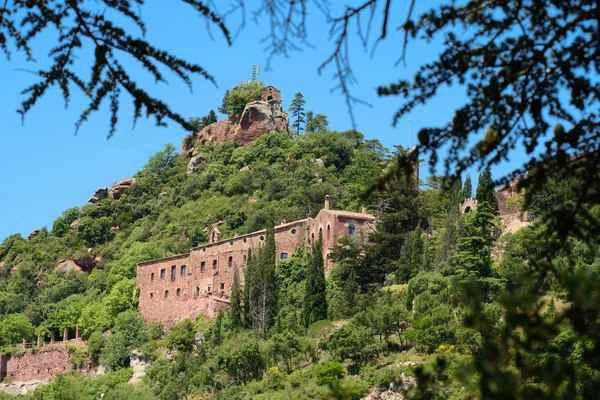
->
{"left": 243, "top": 254, "right": 247, "bottom": 264}
{"left": 207, "top": 285, "right": 212, "bottom": 294}
{"left": 177, "top": 288, "right": 181, "bottom": 297}
{"left": 200, "top": 261, "right": 206, "bottom": 272}
{"left": 291, "top": 228, "right": 297, "bottom": 234}
{"left": 281, "top": 252, "right": 289, "bottom": 260}
{"left": 213, "top": 259, "right": 218, "bottom": 269}
{"left": 150, "top": 292, "right": 153, "bottom": 299}
{"left": 348, "top": 224, "right": 355, "bottom": 236}
{"left": 195, "top": 287, "right": 200, "bottom": 296}
{"left": 181, "top": 265, "right": 187, "bottom": 276}
{"left": 160, "top": 269, "right": 166, "bottom": 280}
{"left": 259, "top": 235, "right": 265, "bottom": 241}
{"left": 165, "top": 290, "right": 169, "bottom": 298}
{"left": 243, "top": 238, "right": 247, "bottom": 244}
{"left": 220, "top": 283, "right": 225, "bottom": 290}
{"left": 151, "top": 272, "right": 155, "bottom": 282}
{"left": 229, "top": 240, "right": 234, "bottom": 246}
{"left": 228, "top": 256, "right": 233, "bottom": 267}
{"left": 327, "top": 225, "right": 331, "bottom": 240}
{"left": 171, "top": 265, "right": 176, "bottom": 281}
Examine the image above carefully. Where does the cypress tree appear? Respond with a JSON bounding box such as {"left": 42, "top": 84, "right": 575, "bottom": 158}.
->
{"left": 463, "top": 174, "right": 473, "bottom": 200}
{"left": 243, "top": 249, "right": 253, "bottom": 328}
{"left": 476, "top": 166, "right": 498, "bottom": 212}
{"left": 303, "top": 231, "right": 327, "bottom": 326}
{"left": 410, "top": 222, "right": 423, "bottom": 276}
{"left": 435, "top": 177, "right": 463, "bottom": 266}
{"left": 230, "top": 266, "right": 242, "bottom": 329}
{"left": 396, "top": 232, "right": 413, "bottom": 283}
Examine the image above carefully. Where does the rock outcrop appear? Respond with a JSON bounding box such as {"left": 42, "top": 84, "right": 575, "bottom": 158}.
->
{"left": 88, "top": 187, "right": 109, "bottom": 203}
{"left": 187, "top": 155, "right": 207, "bottom": 174}
{"left": 111, "top": 177, "right": 136, "bottom": 200}
{"left": 128, "top": 350, "right": 151, "bottom": 384}
{"left": 184, "top": 85, "right": 289, "bottom": 152}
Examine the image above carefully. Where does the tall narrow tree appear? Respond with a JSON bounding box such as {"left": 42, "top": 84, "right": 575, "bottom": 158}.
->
{"left": 303, "top": 231, "right": 327, "bottom": 326}
{"left": 289, "top": 93, "right": 306, "bottom": 137}
{"left": 410, "top": 222, "right": 423, "bottom": 276}
{"left": 230, "top": 267, "right": 242, "bottom": 329}
{"left": 243, "top": 249, "right": 253, "bottom": 328}
{"left": 476, "top": 166, "right": 498, "bottom": 212}
{"left": 463, "top": 175, "right": 473, "bottom": 200}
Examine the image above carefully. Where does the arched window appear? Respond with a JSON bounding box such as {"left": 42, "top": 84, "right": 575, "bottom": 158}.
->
{"left": 327, "top": 225, "right": 331, "bottom": 240}
{"left": 348, "top": 224, "right": 355, "bottom": 236}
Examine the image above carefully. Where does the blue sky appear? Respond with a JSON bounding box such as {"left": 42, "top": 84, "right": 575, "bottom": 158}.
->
{"left": 0, "top": 2, "right": 502, "bottom": 241}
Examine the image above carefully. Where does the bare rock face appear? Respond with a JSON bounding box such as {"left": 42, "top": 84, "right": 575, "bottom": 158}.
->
{"left": 187, "top": 155, "right": 207, "bottom": 174}
{"left": 88, "top": 187, "right": 109, "bottom": 203}
{"left": 55, "top": 260, "right": 83, "bottom": 274}
{"left": 27, "top": 230, "right": 40, "bottom": 240}
{"left": 232, "top": 100, "right": 289, "bottom": 146}
{"left": 128, "top": 350, "right": 151, "bottom": 384}
{"left": 111, "top": 177, "right": 136, "bottom": 200}
{"left": 196, "top": 119, "right": 236, "bottom": 146}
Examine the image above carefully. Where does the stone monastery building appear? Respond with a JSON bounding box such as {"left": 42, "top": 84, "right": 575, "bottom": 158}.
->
{"left": 136, "top": 196, "right": 375, "bottom": 327}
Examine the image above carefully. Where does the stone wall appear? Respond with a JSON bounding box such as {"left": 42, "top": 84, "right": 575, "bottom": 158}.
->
{"left": 1, "top": 347, "right": 71, "bottom": 382}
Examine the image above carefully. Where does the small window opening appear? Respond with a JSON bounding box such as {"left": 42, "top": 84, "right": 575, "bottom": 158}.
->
{"left": 181, "top": 265, "right": 187, "bottom": 276}
{"left": 327, "top": 225, "right": 331, "bottom": 240}
{"left": 228, "top": 256, "right": 233, "bottom": 267}
{"left": 243, "top": 238, "right": 247, "bottom": 244}
{"left": 213, "top": 259, "right": 218, "bottom": 269}
{"left": 200, "top": 261, "right": 206, "bottom": 272}
{"left": 220, "top": 283, "right": 225, "bottom": 290}
{"left": 150, "top": 292, "right": 153, "bottom": 299}
{"left": 160, "top": 269, "right": 166, "bottom": 280}
{"left": 229, "top": 240, "right": 234, "bottom": 246}
{"left": 259, "top": 235, "right": 265, "bottom": 241}
{"left": 177, "top": 288, "right": 181, "bottom": 296}
{"left": 151, "top": 272, "right": 155, "bottom": 282}
{"left": 195, "top": 287, "right": 200, "bottom": 296}
{"left": 268, "top": 95, "right": 273, "bottom": 100}
{"left": 171, "top": 265, "right": 176, "bottom": 281}
{"left": 281, "top": 252, "right": 289, "bottom": 260}
{"left": 243, "top": 254, "right": 247, "bottom": 264}
{"left": 164, "top": 290, "right": 169, "bottom": 298}
{"left": 207, "top": 285, "right": 212, "bottom": 294}
{"left": 348, "top": 224, "right": 355, "bottom": 236}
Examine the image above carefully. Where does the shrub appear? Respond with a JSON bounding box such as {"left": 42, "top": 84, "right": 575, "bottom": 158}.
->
{"left": 166, "top": 319, "right": 195, "bottom": 352}
{"left": 314, "top": 361, "right": 345, "bottom": 386}
{"left": 222, "top": 81, "right": 264, "bottom": 117}
{"left": 87, "top": 331, "right": 104, "bottom": 361}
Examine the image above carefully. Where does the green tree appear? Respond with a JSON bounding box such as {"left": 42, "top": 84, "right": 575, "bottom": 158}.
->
{"left": 305, "top": 112, "right": 329, "bottom": 133}
{"left": 102, "top": 311, "right": 147, "bottom": 370}
{"left": 0, "top": 313, "right": 34, "bottom": 344}
{"left": 289, "top": 92, "right": 306, "bottom": 137}
{"left": 230, "top": 267, "right": 242, "bottom": 329}
{"left": 476, "top": 166, "right": 498, "bottom": 213}
{"left": 462, "top": 175, "right": 472, "bottom": 200}
{"left": 222, "top": 81, "right": 264, "bottom": 117}
{"left": 410, "top": 222, "right": 424, "bottom": 277}
{"left": 303, "top": 232, "right": 327, "bottom": 326}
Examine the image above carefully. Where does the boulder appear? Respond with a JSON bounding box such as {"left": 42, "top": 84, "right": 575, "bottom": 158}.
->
{"left": 239, "top": 165, "right": 252, "bottom": 172}
{"left": 187, "top": 155, "right": 207, "bottom": 173}
{"left": 88, "top": 187, "right": 109, "bottom": 203}
{"left": 27, "top": 230, "right": 40, "bottom": 240}
{"left": 194, "top": 332, "right": 205, "bottom": 350}
{"left": 70, "top": 219, "right": 79, "bottom": 229}
{"left": 55, "top": 260, "right": 83, "bottom": 274}
{"left": 233, "top": 100, "right": 288, "bottom": 146}
{"left": 111, "top": 177, "right": 135, "bottom": 200}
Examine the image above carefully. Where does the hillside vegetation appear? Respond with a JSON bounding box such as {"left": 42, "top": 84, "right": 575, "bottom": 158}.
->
{"left": 1, "top": 124, "right": 599, "bottom": 399}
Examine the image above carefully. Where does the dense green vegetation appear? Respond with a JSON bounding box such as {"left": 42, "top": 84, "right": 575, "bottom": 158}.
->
{"left": 0, "top": 121, "right": 599, "bottom": 399}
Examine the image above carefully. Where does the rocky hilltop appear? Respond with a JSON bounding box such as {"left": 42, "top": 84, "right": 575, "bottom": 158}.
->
{"left": 182, "top": 85, "right": 288, "bottom": 154}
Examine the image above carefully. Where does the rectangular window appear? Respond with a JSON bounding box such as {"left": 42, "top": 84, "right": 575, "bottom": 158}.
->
{"left": 165, "top": 290, "right": 169, "bottom": 298}
{"left": 212, "top": 259, "right": 217, "bottom": 269}
{"left": 243, "top": 254, "right": 247, "bottom": 264}
{"left": 151, "top": 272, "right": 155, "bottom": 282}
{"left": 195, "top": 287, "right": 200, "bottom": 296}
{"left": 181, "top": 265, "right": 187, "bottom": 276}
{"left": 280, "top": 252, "right": 289, "bottom": 260}
{"left": 160, "top": 269, "right": 166, "bottom": 280}
{"left": 150, "top": 292, "right": 153, "bottom": 299}
{"left": 177, "top": 288, "right": 181, "bottom": 296}
{"left": 207, "top": 285, "right": 212, "bottom": 294}
{"left": 200, "top": 261, "right": 206, "bottom": 272}
{"left": 220, "top": 283, "right": 225, "bottom": 290}
{"left": 228, "top": 256, "right": 233, "bottom": 267}
{"left": 171, "top": 265, "right": 176, "bottom": 281}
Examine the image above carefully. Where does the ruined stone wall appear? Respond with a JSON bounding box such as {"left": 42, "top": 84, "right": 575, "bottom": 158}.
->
{"left": 2, "top": 348, "right": 70, "bottom": 382}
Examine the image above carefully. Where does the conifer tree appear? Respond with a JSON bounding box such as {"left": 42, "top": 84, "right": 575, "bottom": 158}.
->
{"left": 410, "top": 222, "right": 423, "bottom": 276}
{"left": 303, "top": 231, "right": 327, "bottom": 326}
{"left": 243, "top": 249, "right": 253, "bottom": 328}
{"left": 396, "top": 232, "right": 413, "bottom": 283}
{"left": 476, "top": 166, "right": 498, "bottom": 212}
{"left": 230, "top": 267, "right": 242, "bottom": 329}
{"left": 436, "top": 177, "right": 463, "bottom": 266}
{"left": 463, "top": 175, "right": 472, "bottom": 200}
{"left": 289, "top": 93, "right": 306, "bottom": 137}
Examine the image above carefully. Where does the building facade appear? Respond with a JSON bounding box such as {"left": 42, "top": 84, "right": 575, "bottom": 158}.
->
{"left": 136, "top": 197, "right": 376, "bottom": 327}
